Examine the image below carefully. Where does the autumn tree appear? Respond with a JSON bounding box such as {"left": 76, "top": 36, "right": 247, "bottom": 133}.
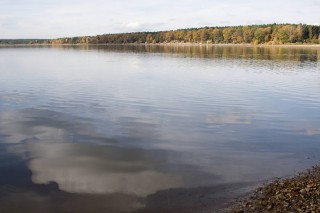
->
{"left": 223, "top": 28, "right": 235, "bottom": 43}
{"left": 210, "top": 28, "right": 223, "bottom": 43}
{"left": 50, "top": 24, "right": 320, "bottom": 45}
{"left": 242, "top": 26, "right": 253, "bottom": 43}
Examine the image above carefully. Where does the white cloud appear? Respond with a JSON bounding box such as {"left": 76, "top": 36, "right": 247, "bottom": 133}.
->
{"left": 123, "top": 22, "right": 142, "bottom": 29}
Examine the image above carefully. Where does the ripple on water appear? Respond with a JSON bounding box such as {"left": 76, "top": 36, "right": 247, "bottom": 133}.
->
{"left": 0, "top": 46, "right": 320, "bottom": 212}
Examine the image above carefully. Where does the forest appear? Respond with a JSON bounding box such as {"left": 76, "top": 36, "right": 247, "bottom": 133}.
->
{"left": 1, "top": 24, "right": 319, "bottom": 45}
{"left": 0, "top": 39, "right": 50, "bottom": 44}
{"left": 51, "top": 24, "right": 320, "bottom": 45}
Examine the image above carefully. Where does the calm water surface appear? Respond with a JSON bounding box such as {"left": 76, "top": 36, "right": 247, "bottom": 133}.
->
{"left": 0, "top": 45, "right": 320, "bottom": 212}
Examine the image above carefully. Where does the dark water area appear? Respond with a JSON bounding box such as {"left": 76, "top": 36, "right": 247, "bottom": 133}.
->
{"left": 0, "top": 45, "right": 320, "bottom": 212}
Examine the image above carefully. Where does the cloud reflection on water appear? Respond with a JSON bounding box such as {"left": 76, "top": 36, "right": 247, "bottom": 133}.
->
{"left": 1, "top": 106, "right": 320, "bottom": 212}
{"left": 0, "top": 109, "right": 183, "bottom": 196}
{"left": 28, "top": 142, "right": 182, "bottom": 196}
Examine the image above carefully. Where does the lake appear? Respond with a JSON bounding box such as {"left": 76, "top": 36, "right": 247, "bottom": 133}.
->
{"left": 0, "top": 45, "right": 320, "bottom": 212}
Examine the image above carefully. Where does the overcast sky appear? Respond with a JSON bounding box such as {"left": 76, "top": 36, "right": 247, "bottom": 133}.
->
{"left": 1, "top": 0, "right": 320, "bottom": 39}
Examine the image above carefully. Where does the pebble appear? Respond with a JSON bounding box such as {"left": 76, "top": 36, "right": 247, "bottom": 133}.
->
{"left": 230, "top": 165, "right": 320, "bottom": 212}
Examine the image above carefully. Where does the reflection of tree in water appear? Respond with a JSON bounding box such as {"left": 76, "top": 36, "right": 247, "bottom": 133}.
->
{"left": 51, "top": 45, "right": 320, "bottom": 63}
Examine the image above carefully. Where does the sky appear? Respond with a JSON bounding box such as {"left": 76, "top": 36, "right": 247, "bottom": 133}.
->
{"left": 0, "top": 0, "right": 320, "bottom": 39}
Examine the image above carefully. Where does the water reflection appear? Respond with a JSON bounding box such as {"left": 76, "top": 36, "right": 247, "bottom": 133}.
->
{"left": 2, "top": 44, "right": 320, "bottom": 63}
{"left": 0, "top": 45, "right": 320, "bottom": 212}
{"left": 28, "top": 142, "right": 182, "bottom": 196}
{"left": 0, "top": 109, "right": 227, "bottom": 212}
{"left": 1, "top": 108, "right": 320, "bottom": 212}
{"left": 54, "top": 44, "right": 320, "bottom": 63}
{"left": 205, "top": 112, "right": 252, "bottom": 125}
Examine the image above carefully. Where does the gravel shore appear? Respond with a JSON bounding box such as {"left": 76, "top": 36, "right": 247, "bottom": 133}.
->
{"left": 230, "top": 166, "right": 320, "bottom": 212}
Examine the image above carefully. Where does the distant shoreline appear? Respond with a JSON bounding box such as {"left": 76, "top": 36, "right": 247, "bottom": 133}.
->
{"left": 1, "top": 43, "right": 320, "bottom": 48}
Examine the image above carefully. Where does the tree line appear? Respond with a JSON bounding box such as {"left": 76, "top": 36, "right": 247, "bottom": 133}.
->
{"left": 0, "top": 39, "right": 50, "bottom": 45}
{"left": 1, "top": 24, "right": 319, "bottom": 45}
{"left": 51, "top": 24, "right": 320, "bottom": 45}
